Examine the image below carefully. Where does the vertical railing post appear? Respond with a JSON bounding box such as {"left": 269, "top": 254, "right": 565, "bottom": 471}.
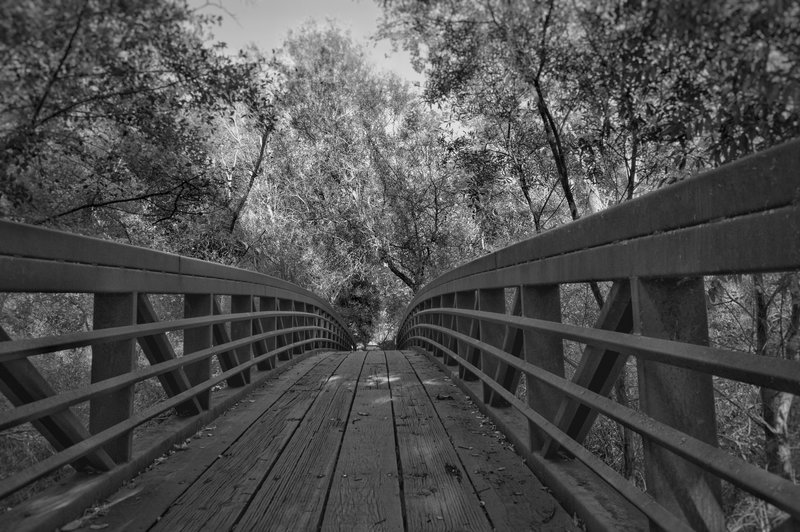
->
{"left": 90, "top": 292, "right": 137, "bottom": 463}
{"left": 258, "top": 296, "right": 277, "bottom": 369}
{"left": 319, "top": 311, "right": 329, "bottom": 349}
{"left": 431, "top": 296, "right": 443, "bottom": 358}
{"left": 299, "top": 302, "right": 309, "bottom": 353}
{"left": 252, "top": 297, "right": 274, "bottom": 371}
{"left": 408, "top": 308, "right": 417, "bottom": 349}
{"left": 440, "top": 292, "right": 457, "bottom": 365}
{"left": 289, "top": 301, "right": 300, "bottom": 355}
{"left": 277, "top": 299, "right": 292, "bottom": 360}
{"left": 455, "top": 290, "right": 477, "bottom": 381}
{"left": 231, "top": 295, "right": 252, "bottom": 384}
{"left": 419, "top": 299, "right": 430, "bottom": 352}
{"left": 521, "top": 285, "right": 565, "bottom": 450}
{"left": 632, "top": 277, "right": 724, "bottom": 531}
{"left": 477, "top": 288, "right": 506, "bottom": 405}
{"left": 184, "top": 294, "right": 212, "bottom": 410}
{"left": 313, "top": 307, "right": 322, "bottom": 349}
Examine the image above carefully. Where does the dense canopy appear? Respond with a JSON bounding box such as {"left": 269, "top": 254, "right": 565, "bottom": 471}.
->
{"left": 1, "top": 2, "right": 799, "bottom": 524}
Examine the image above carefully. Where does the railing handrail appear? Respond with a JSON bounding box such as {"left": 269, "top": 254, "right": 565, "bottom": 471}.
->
{"left": 406, "top": 138, "right": 800, "bottom": 309}
{"left": 0, "top": 220, "right": 351, "bottom": 334}
{"left": 396, "top": 138, "right": 800, "bottom": 531}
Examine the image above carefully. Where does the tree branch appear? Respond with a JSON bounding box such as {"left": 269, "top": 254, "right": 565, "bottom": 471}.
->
{"left": 30, "top": 0, "right": 89, "bottom": 128}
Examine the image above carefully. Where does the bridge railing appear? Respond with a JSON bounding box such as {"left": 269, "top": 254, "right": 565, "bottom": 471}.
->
{"left": 0, "top": 221, "right": 354, "bottom": 514}
{"left": 397, "top": 140, "right": 800, "bottom": 531}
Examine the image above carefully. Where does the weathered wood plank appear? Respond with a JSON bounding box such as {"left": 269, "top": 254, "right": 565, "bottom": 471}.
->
{"left": 386, "top": 350, "right": 491, "bottom": 531}
{"left": 19, "top": 352, "right": 336, "bottom": 532}
{"left": 151, "top": 353, "right": 347, "bottom": 532}
{"left": 417, "top": 347, "right": 652, "bottom": 531}
{"left": 321, "top": 351, "right": 403, "bottom": 532}
{"left": 234, "top": 351, "right": 367, "bottom": 531}
{"left": 406, "top": 351, "right": 577, "bottom": 532}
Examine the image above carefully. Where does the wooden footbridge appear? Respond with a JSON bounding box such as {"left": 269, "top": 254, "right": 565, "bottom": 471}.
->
{"left": 1, "top": 141, "right": 799, "bottom": 531}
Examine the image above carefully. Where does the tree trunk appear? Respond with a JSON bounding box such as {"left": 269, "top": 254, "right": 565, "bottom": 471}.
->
{"left": 229, "top": 129, "right": 270, "bottom": 234}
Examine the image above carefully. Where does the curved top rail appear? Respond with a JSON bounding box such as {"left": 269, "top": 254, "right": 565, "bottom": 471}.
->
{"left": 406, "top": 138, "right": 800, "bottom": 309}
{"left": 0, "top": 220, "right": 354, "bottom": 345}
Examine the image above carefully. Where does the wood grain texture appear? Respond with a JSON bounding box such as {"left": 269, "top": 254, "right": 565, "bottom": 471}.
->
{"left": 386, "top": 350, "right": 492, "bottom": 531}
{"left": 321, "top": 350, "right": 403, "bottom": 532}
{"left": 633, "top": 278, "right": 724, "bottom": 531}
{"left": 152, "top": 353, "right": 346, "bottom": 532}
{"left": 0, "top": 351, "right": 330, "bottom": 532}
{"left": 97, "top": 353, "right": 334, "bottom": 532}
{"left": 90, "top": 292, "right": 137, "bottom": 463}
{"left": 406, "top": 351, "right": 578, "bottom": 532}
{"left": 418, "top": 347, "right": 653, "bottom": 532}
{"left": 234, "top": 351, "right": 366, "bottom": 531}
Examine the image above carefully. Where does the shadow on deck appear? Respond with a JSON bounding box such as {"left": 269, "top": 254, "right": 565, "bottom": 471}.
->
{"left": 69, "top": 350, "right": 575, "bottom": 531}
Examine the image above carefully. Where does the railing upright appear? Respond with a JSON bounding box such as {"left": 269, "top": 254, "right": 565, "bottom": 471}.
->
{"left": 454, "top": 290, "right": 477, "bottom": 381}
{"left": 184, "top": 293, "right": 213, "bottom": 409}
{"left": 521, "top": 284, "right": 565, "bottom": 450}
{"left": 632, "top": 277, "right": 724, "bottom": 529}
{"left": 90, "top": 293, "right": 137, "bottom": 463}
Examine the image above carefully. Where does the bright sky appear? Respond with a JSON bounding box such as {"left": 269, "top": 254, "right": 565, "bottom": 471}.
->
{"left": 191, "top": 0, "right": 423, "bottom": 85}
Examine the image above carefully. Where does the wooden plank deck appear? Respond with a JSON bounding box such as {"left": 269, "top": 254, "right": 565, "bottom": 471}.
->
{"left": 68, "top": 351, "right": 577, "bottom": 532}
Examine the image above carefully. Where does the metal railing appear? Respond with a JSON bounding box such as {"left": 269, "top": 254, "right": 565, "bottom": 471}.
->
{"left": 397, "top": 140, "right": 800, "bottom": 531}
{"left": 0, "top": 221, "right": 354, "bottom": 526}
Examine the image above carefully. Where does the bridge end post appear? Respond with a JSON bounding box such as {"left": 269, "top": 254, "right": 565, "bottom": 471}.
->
{"left": 90, "top": 292, "right": 137, "bottom": 463}
{"left": 632, "top": 277, "right": 724, "bottom": 532}
{"left": 520, "top": 284, "right": 566, "bottom": 451}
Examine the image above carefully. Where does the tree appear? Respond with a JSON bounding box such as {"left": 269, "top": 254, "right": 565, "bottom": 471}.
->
{"left": 0, "top": 0, "right": 272, "bottom": 247}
